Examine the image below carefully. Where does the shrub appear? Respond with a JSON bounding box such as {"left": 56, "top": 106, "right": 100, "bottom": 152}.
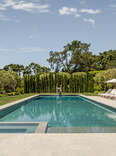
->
{"left": 94, "top": 84, "right": 103, "bottom": 91}
{"left": 0, "top": 94, "right": 3, "bottom": 97}
{"left": 94, "top": 91, "right": 99, "bottom": 95}
{"left": 8, "top": 92, "right": 16, "bottom": 96}
{"left": 16, "top": 87, "right": 24, "bottom": 95}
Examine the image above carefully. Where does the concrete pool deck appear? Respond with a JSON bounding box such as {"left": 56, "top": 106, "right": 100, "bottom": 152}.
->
{"left": 0, "top": 134, "right": 116, "bottom": 156}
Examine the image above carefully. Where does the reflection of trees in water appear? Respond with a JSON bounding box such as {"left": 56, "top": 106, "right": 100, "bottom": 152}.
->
{"left": 24, "top": 97, "right": 116, "bottom": 126}
{"left": 1, "top": 97, "right": 116, "bottom": 126}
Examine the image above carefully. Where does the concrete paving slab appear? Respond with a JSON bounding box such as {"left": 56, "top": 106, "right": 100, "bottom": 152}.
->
{"left": 0, "top": 134, "right": 116, "bottom": 156}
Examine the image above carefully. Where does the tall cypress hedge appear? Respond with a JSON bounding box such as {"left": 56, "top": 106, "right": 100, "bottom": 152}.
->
{"left": 24, "top": 72, "right": 98, "bottom": 93}
{"left": 87, "top": 71, "right": 101, "bottom": 92}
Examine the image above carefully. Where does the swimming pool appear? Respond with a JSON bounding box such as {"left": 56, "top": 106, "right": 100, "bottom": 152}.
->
{"left": 0, "top": 96, "right": 116, "bottom": 133}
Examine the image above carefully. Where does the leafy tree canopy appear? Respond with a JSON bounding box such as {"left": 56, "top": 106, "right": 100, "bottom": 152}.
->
{"left": 47, "top": 40, "right": 116, "bottom": 73}
{"left": 0, "top": 70, "right": 21, "bottom": 92}
{"left": 3, "top": 63, "right": 50, "bottom": 76}
{"left": 47, "top": 40, "right": 96, "bottom": 73}
{"left": 96, "top": 50, "right": 116, "bottom": 70}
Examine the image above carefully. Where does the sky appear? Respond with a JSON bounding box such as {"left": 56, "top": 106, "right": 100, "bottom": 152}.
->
{"left": 0, "top": 0, "right": 116, "bottom": 68}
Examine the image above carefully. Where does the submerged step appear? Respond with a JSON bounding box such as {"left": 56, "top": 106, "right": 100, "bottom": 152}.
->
{"left": 47, "top": 126, "right": 116, "bottom": 133}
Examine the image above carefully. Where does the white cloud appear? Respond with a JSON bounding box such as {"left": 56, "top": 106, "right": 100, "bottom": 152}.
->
{"left": 0, "top": 0, "right": 50, "bottom": 13}
{"left": 0, "top": 47, "right": 46, "bottom": 53}
{"left": 4, "top": 0, "right": 15, "bottom": 7}
{"left": 59, "top": 6, "right": 99, "bottom": 26}
{"left": 80, "top": 9, "right": 101, "bottom": 14}
{"left": 83, "top": 18, "right": 95, "bottom": 25}
{"left": 59, "top": 7, "right": 80, "bottom": 17}
{"left": 59, "top": 7, "right": 77, "bottom": 15}
{"left": 21, "top": 47, "right": 46, "bottom": 52}
{"left": 0, "top": 13, "right": 21, "bottom": 22}
{"left": 0, "top": 4, "right": 6, "bottom": 10}
{"left": 12, "top": 1, "right": 49, "bottom": 13}
{"left": 0, "top": 14, "right": 9, "bottom": 21}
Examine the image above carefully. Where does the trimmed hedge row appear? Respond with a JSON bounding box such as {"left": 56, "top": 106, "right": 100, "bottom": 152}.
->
{"left": 24, "top": 72, "right": 99, "bottom": 93}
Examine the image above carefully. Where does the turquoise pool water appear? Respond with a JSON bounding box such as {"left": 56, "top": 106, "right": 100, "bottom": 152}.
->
{"left": 0, "top": 96, "right": 116, "bottom": 133}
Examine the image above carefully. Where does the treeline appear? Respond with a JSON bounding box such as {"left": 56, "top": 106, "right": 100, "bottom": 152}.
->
{"left": 0, "top": 40, "right": 116, "bottom": 94}
{"left": 2, "top": 62, "right": 50, "bottom": 76}
{"left": 24, "top": 72, "right": 99, "bottom": 93}
{"left": 0, "top": 69, "right": 116, "bottom": 94}
{"left": 1, "top": 41, "right": 116, "bottom": 76}
{"left": 1, "top": 40, "right": 116, "bottom": 75}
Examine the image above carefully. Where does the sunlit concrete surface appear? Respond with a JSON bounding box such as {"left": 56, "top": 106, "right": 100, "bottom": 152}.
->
{"left": 0, "top": 134, "right": 116, "bottom": 156}
{"left": 81, "top": 95, "right": 116, "bottom": 109}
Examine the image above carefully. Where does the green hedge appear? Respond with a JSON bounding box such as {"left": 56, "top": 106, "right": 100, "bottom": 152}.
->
{"left": 24, "top": 72, "right": 100, "bottom": 93}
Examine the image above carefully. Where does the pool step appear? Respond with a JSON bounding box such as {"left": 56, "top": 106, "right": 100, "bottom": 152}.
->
{"left": 47, "top": 127, "right": 116, "bottom": 133}
{"left": 0, "top": 122, "right": 48, "bottom": 133}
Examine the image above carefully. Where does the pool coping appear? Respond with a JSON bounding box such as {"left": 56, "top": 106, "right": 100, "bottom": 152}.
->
{"left": 80, "top": 95, "right": 116, "bottom": 109}
{"left": 40, "top": 94, "right": 116, "bottom": 110}
{"left": 1, "top": 94, "right": 115, "bottom": 110}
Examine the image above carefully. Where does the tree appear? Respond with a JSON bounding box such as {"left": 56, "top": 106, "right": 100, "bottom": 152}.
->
{"left": 94, "top": 69, "right": 116, "bottom": 91}
{"left": 96, "top": 50, "right": 116, "bottom": 70}
{"left": 47, "top": 40, "right": 96, "bottom": 73}
{"left": 23, "top": 62, "right": 50, "bottom": 75}
{"left": 0, "top": 70, "right": 21, "bottom": 92}
{"left": 3, "top": 64, "right": 24, "bottom": 76}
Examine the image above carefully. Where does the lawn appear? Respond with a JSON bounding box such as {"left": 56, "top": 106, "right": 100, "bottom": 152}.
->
{"left": 0, "top": 93, "right": 37, "bottom": 106}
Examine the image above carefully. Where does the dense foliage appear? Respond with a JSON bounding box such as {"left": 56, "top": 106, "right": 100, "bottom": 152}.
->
{"left": 0, "top": 70, "right": 21, "bottom": 92}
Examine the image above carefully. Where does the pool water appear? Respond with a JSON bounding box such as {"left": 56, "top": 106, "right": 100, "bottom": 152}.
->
{"left": 0, "top": 123, "right": 38, "bottom": 133}
{"left": 0, "top": 96, "right": 116, "bottom": 133}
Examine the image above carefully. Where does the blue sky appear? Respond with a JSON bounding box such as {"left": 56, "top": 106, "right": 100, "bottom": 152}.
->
{"left": 0, "top": 0, "right": 116, "bottom": 68}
